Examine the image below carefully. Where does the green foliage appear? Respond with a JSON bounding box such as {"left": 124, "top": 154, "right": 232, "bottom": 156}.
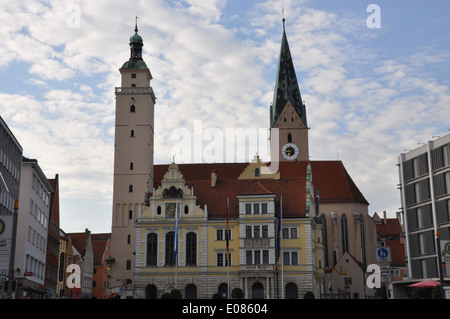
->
{"left": 303, "top": 291, "right": 315, "bottom": 299}
{"left": 411, "top": 287, "right": 428, "bottom": 299}
{"left": 432, "top": 285, "right": 443, "bottom": 299}
{"left": 231, "top": 287, "right": 244, "bottom": 299}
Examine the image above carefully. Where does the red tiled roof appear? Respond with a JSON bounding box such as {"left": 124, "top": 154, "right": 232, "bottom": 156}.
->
{"left": 67, "top": 232, "right": 88, "bottom": 256}
{"left": 153, "top": 160, "right": 368, "bottom": 220}
{"left": 91, "top": 233, "right": 111, "bottom": 265}
{"left": 239, "top": 181, "right": 274, "bottom": 196}
{"left": 376, "top": 218, "right": 403, "bottom": 237}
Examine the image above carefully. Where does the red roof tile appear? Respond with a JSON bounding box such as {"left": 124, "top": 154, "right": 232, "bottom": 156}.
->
{"left": 239, "top": 181, "right": 274, "bottom": 196}
{"left": 152, "top": 160, "right": 368, "bottom": 220}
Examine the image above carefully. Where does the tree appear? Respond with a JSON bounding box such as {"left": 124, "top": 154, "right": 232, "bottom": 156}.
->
{"left": 170, "top": 289, "right": 182, "bottom": 299}
{"left": 411, "top": 287, "right": 428, "bottom": 299}
{"left": 432, "top": 285, "right": 443, "bottom": 299}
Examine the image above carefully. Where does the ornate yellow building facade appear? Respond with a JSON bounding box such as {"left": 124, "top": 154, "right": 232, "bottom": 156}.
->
{"left": 134, "top": 160, "right": 324, "bottom": 299}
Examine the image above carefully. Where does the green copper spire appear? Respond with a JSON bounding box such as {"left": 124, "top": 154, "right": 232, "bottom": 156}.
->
{"left": 270, "top": 19, "right": 307, "bottom": 128}
{"left": 121, "top": 17, "right": 148, "bottom": 70}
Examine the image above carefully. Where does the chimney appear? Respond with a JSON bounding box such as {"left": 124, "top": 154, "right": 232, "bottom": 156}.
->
{"left": 383, "top": 211, "right": 387, "bottom": 224}
{"left": 211, "top": 170, "right": 217, "bottom": 188}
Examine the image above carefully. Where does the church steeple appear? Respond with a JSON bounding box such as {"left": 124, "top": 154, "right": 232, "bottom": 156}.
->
{"left": 270, "top": 18, "right": 309, "bottom": 162}
{"left": 121, "top": 17, "right": 148, "bottom": 70}
{"left": 270, "top": 19, "right": 307, "bottom": 128}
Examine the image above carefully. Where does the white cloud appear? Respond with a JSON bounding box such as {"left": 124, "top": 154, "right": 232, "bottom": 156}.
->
{"left": 1, "top": 0, "right": 449, "bottom": 232}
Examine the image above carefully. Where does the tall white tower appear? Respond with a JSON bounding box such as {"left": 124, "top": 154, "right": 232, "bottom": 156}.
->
{"left": 109, "top": 19, "right": 155, "bottom": 296}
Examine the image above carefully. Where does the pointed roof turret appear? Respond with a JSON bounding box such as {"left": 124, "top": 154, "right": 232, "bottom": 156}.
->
{"left": 270, "top": 19, "right": 307, "bottom": 128}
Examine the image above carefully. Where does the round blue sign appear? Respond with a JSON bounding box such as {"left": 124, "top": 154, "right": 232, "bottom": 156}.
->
{"left": 377, "top": 248, "right": 389, "bottom": 259}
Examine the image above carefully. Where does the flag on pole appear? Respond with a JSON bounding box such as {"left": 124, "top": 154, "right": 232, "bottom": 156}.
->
{"left": 226, "top": 197, "right": 230, "bottom": 265}
{"left": 174, "top": 204, "right": 178, "bottom": 266}
{"left": 276, "top": 196, "right": 282, "bottom": 262}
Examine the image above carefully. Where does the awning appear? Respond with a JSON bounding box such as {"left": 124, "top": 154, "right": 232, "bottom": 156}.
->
{"left": 407, "top": 279, "right": 440, "bottom": 288}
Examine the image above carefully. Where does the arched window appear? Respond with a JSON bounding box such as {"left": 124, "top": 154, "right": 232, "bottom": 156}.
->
{"left": 129, "top": 185, "right": 133, "bottom": 192}
{"left": 285, "top": 283, "right": 298, "bottom": 299}
{"left": 184, "top": 205, "right": 189, "bottom": 215}
{"left": 252, "top": 282, "right": 264, "bottom": 299}
{"left": 126, "top": 259, "right": 131, "bottom": 270}
{"left": 130, "top": 162, "right": 134, "bottom": 170}
{"left": 288, "top": 133, "right": 292, "bottom": 143}
{"left": 130, "top": 130, "right": 135, "bottom": 137}
{"left": 157, "top": 206, "right": 161, "bottom": 215}
{"left": 165, "top": 232, "right": 175, "bottom": 266}
{"left": 341, "top": 215, "right": 349, "bottom": 253}
{"left": 186, "top": 232, "right": 197, "bottom": 266}
{"left": 185, "top": 284, "right": 197, "bottom": 299}
{"left": 218, "top": 283, "right": 228, "bottom": 299}
{"left": 146, "top": 233, "right": 158, "bottom": 266}
{"left": 255, "top": 168, "right": 260, "bottom": 177}
{"left": 145, "top": 284, "right": 157, "bottom": 299}
{"left": 130, "top": 105, "right": 136, "bottom": 112}
{"left": 359, "top": 217, "right": 367, "bottom": 267}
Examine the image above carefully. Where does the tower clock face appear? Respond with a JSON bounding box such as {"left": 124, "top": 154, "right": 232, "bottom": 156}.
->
{"left": 165, "top": 203, "right": 178, "bottom": 218}
{"left": 281, "top": 143, "right": 299, "bottom": 160}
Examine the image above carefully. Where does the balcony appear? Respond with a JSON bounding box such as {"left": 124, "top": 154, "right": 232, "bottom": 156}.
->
{"left": 239, "top": 264, "right": 276, "bottom": 273}
{"left": 115, "top": 87, "right": 156, "bottom": 101}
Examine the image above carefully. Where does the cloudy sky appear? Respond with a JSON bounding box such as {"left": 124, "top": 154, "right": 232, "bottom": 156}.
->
{"left": 1, "top": 0, "right": 449, "bottom": 233}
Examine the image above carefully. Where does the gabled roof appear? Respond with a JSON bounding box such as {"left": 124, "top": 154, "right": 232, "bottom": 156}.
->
{"left": 91, "top": 233, "right": 111, "bottom": 265}
{"left": 376, "top": 218, "right": 403, "bottom": 238}
{"left": 152, "top": 160, "right": 368, "bottom": 220}
{"left": 239, "top": 181, "right": 274, "bottom": 196}
{"left": 67, "top": 229, "right": 91, "bottom": 257}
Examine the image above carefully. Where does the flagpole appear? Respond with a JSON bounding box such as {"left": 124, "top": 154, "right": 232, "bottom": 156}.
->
{"left": 227, "top": 197, "right": 230, "bottom": 299}
{"left": 281, "top": 195, "right": 284, "bottom": 299}
{"left": 174, "top": 202, "right": 178, "bottom": 289}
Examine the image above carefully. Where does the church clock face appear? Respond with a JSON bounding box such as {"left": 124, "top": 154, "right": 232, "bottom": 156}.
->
{"left": 281, "top": 143, "right": 299, "bottom": 160}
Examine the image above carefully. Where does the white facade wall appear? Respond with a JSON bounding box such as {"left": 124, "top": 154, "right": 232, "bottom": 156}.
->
{"left": 15, "top": 160, "right": 53, "bottom": 285}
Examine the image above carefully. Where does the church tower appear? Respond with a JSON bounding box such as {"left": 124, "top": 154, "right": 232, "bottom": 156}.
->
{"left": 270, "top": 20, "right": 309, "bottom": 162}
{"left": 109, "top": 19, "right": 156, "bottom": 295}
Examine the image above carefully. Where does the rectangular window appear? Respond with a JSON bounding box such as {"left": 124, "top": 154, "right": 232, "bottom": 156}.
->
{"left": 291, "top": 252, "right": 298, "bottom": 265}
{"left": 261, "top": 203, "right": 268, "bottom": 214}
{"left": 246, "top": 226, "right": 252, "bottom": 238}
{"left": 282, "top": 228, "right": 289, "bottom": 239}
{"left": 254, "top": 226, "right": 260, "bottom": 238}
{"left": 262, "top": 225, "right": 268, "bottom": 238}
{"left": 263, "top": 250, "right": 269, "bottom": 264}
{"left": 217, "top": 229, "right": 223, "bottom": 241}
{"left": 254, "top": 250, "right": 261, "bottom": 264}
{"left": 217, "top": 252, "right": 231, "bottom": 266}
{"left": 291, "top": 227, "right": 297, "bottom": 238}
{"left": 246, "top": 251, "right": 252, "bottom": 265}
{"left": 245, "top": 204, "right": 252, "bottom": 214}
{"left": 217, "top": 229, "right": 231, "bottom": 241}
{"left": 283, "top": 252, "right": 290, "bottom": 265}
{"left": 253, "top": 203, "right": 260, "bottom": 214}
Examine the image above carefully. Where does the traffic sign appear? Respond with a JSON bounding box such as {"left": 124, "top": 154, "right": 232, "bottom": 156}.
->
{"left": 375, "top": 247, "right": 392, "bottom": 263}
